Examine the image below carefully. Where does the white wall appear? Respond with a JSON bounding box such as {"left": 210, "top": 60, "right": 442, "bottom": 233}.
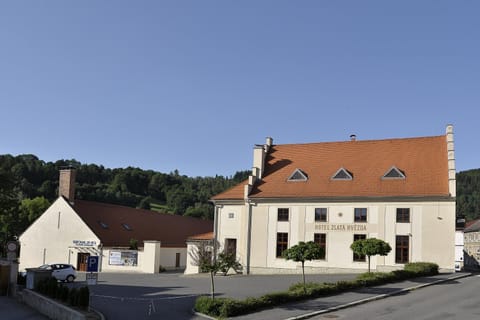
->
{"left": 19, "top": 198, "right": 100, "bottom": 271}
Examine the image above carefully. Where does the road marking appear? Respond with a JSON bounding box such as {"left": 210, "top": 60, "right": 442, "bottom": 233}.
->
{"left": 91, "top": 293, "right": 200, "bottom": 301}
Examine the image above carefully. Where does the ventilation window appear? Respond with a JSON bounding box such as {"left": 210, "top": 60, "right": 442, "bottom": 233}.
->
{"left": 383, "top": 166, "right": 406, "bottom": 179}
{"left": 98, "top": 221, "right": 109, "bottom": 229}
{"left": 288, "top": 169, "right": 308, "bottom": 181}
{"left": 331, "top": 168, "right": 353, "bottom": 180}
{"left": 122, "top": 223, "right": 133, "bottom": 231}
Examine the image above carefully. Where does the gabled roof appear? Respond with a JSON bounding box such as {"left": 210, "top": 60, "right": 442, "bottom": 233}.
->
{"left": 73, "top": 200, "right": 213, "bottom": 248}
{"left": 213, "top": 135, "right": 450, "bottom": 200}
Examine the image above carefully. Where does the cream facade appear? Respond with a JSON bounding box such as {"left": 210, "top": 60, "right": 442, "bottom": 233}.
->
{"left": 214, "top": 200, "right": 455, "bottom": 273}
{"left": 211, "top": 126, "right": 457, "bottom": 274}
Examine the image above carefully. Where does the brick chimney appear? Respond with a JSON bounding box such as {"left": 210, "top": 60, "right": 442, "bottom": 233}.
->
{"left": 59, "top": 167, "right": 76, "bottom": 203}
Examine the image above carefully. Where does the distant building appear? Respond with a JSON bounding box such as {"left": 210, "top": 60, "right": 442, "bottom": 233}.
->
{"left": 463, "top": 218, "right": 480, "bottom": 270}
{"left": 19, "top": 169, "right": 213, "bottom": 273}
{"left": 211, "top": 125, "right": 457, "bottom": 274}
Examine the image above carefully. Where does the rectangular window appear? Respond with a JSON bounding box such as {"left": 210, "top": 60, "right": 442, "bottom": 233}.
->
{"left": 396, "top": 208, "right": 410, "bottom": 223}
{"left": 276, "top": 233, "right": 289, "bottom": 257}
{"left": 313, "top": 233, "right": 326, "bottom": 259}
{"left": 228, "top": 212, "right": 235, "bottom": 219}
{"left": 396, "top": 235, "right": 409, "bottom": 263}
{"left": 353, "top": 234, "right": 367, "bottom": 261}
{"left": 315, "top": 208, "right": 327, "bottom": 222}
{"left": 354, "top": 208, "right": 367, "bottom": 222}
{"left": 278, "top": 208, "right": 289, "bottom": 221}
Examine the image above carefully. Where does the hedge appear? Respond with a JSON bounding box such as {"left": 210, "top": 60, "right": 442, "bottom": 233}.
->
{"left": 194, "top": 262, "right": 439, "bottom": 318}
{"left": 35, "top": 277, "right": 90, "bottom": 309}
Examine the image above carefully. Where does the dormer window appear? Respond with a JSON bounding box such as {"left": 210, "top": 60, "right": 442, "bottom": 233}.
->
{"left": 383, "top": 166, "right": 406, "bottom": 179}
{"left": 98, "top": 221, "right": 108, "bottom": 229}
{"left": 331, "top": 167, "right": 353, "bottom": 180}
{"left": 122, "top": 223, "right": 133, "bottom": 231}
{"left": 288, "top": 169, "right": 308, "bottom": 182}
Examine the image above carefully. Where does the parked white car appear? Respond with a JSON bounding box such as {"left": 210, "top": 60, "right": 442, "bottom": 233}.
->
{"left": 39, "top": 264, "right": 77, "bottom": 282}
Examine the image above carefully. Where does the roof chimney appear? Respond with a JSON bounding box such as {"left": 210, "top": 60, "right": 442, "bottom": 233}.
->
{"left": 59, "top": 167, "right": 76, "bottom": 204}
{"left": 350, "top": 134, "right": 357, "bottom": 141}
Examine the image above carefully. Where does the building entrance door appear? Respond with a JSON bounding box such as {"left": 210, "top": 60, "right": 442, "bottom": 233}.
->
{"left": 175, "top": 253, "right": 181, "bottom": 268}
{"left": 77, "top": 253, "right": 90, "bottom": 272}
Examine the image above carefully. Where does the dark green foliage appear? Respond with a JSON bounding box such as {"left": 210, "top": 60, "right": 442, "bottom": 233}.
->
{"left": 404, "top": 262, "right": 439, "bottom": 275}
{"left": 34, "top": 277, "right": 89, "bottom": 309}
{"left": 195, "top": 261, "right": 441, "bottom": 318}
{"left": 0, "top": 154, "right": 249, "bottom": 250}
{"left": 217, "top": 252, "right": 242, "bottom": 275}
{"left": 78, "top": 286, "right": 90, "bottom": 308}
{"left": 350, "top": 238, "right": 392, "bottom": 273}
{"left": 457, "top": 169, "right": 480, "bottom": 220}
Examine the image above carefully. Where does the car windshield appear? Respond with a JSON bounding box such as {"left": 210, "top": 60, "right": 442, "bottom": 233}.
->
{"left": 38, "top": 264, "right": 52, "bottom": 269}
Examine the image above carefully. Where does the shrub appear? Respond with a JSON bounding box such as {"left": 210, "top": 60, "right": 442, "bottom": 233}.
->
{"left": 78, "top": 286, "right": 90, "bottom": 309}
{"left": 404, "top": 262, "right": 439, "bottom": 276}
{"left": 194, "top": 296, "right": 227, "bottom": 317}
{"left": 68, "top": 288, "right": 79, "bottom": 307}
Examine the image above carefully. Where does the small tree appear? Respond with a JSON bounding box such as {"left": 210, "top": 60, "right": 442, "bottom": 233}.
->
{"left": 217, "top": 252, "right": 242, "bottom": 275}
{"left": 350, "top": 238, "right": 392, "bottom": 273}
{"left": 282, "top": 241, "right": 324, "bottom": 293}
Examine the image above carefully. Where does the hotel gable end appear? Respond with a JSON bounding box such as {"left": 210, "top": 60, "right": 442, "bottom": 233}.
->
{"left": 211, "top": 125, "right": 456, "bottom": 274}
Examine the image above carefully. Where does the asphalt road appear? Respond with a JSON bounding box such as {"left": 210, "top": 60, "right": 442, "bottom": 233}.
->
{"left": 310, "top": 274, "right": 480, "bottom": 320}
{"left": 80, "top": 271, "right": 358, "bottom": 320}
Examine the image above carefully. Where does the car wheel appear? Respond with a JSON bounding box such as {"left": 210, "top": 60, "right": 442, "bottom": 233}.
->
{"left": 66, "top": 275, "right": 74, "bottom": 283}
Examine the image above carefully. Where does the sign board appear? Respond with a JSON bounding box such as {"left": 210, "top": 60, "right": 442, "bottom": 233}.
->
{"left": 87, "top": 256, "right": 99, "bottom": 272}
{"left": 86, "top": 272, "right": 98, "bottom": 285}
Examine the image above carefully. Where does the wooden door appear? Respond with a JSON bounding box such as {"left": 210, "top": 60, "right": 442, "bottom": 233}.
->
{"left": 175, "top": 253, "right": 181, "bottom": 268}
{"left": 77, "top": 253, "right": 90, "bottom": 272}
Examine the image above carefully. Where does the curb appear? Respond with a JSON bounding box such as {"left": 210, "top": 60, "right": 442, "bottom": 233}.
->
{"left": 192, "top": 308, "right": 218, "bottom": 320}
{"left": 284, "top": 273, "right": 473, "bottom": 320}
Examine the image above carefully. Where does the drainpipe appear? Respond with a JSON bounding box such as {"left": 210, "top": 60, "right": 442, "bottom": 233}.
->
{"left": 246, "top": 200, "right": 253, "bottom": 275}
{"left": 213, "top": 204, "right": 220, "bottom": 260}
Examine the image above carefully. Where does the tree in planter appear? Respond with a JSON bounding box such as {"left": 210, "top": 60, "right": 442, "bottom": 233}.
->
{"left": 350, "top": 238, "right": 392, "bottom": 273}
{"left": 282, "top": 241, "right": 325, "bottom": 293}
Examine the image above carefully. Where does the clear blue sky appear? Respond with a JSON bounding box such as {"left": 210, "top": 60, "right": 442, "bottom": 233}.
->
{"left": 1, "top": 1, "right": 478, "bottom": 177}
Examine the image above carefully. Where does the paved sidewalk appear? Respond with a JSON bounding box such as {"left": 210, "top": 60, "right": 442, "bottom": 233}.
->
{"left": 0, "top": 295, "right": 48, "bottom": 320}
{"left": 217, "top": 272, "right": 471, "bottom": 320}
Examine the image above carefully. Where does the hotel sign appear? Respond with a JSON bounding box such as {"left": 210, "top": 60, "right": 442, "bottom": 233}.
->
{"left": 315, "top": 224, "right": 367, "bottom": 232}
{"left": 72, "top": 240, "right": 97, "bottom": 247}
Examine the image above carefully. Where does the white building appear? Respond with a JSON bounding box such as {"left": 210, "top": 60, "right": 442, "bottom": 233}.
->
{"left": 211, "top": 126, "right": 457, "bottom": 274}
{"left": 19, "top": 169, "right": 213, "bottom": 273}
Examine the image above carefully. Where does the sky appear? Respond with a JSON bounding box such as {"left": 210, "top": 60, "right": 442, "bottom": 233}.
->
{"left": 1, "top": 1, "right": 479, "bottom": 177}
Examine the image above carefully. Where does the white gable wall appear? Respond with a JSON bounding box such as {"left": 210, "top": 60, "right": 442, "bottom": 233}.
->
{"left": 19, "top": 198, "right": 100, "bottom": 271}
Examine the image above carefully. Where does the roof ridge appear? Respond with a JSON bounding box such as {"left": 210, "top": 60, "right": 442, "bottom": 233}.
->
{"left": 274, "top": 134, "right": 445, "bottom": 147}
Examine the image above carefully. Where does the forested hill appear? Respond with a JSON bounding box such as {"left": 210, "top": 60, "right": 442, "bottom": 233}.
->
{"left": 1, "top": 154, "right": 480, "bottom": 221}
{"left": 456, "top": 169, "right": 480, "bottom": 221}
{"left": 0, "top": 154, "right": 250, "bottom": 220}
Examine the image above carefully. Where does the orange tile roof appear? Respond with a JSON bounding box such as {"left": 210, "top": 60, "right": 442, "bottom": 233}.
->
{"left": 187, "top": 231, "right": 214, "bottom": 240}
{"left": 213, "top": 135, "right": 450, "bottom": 200}
{"left": 73, "top": 200, "right": 213, "bottom": 248}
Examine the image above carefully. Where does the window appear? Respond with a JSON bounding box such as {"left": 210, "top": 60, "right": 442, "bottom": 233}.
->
{"left": 98, "top": 221, "right": 109, "bottom": 229}
{"left": 383, "top": 166, "right": 406, "bottom": 179}
{"left": 288, "top": 169, "right": 308, "bottom": 181}
{"left": 396, "top": 208, "right": 410, "bottom": 223}
{"left": 314, "top": 233, "right": 326, "bottom": 259}
{"left": 354, "top": 208, "right": 367, "bottom": 222}
{"left": 276, "top": 233, "right": 289, "bottom": 257}
{"left": 122, "top": 223, "right": 132, "bottom": 231}
{"left": 331, "top": 167, "right": 353, "bottom": 180}
{"left": 353, "top": 234, "right": 367, "bottom": 261}
{"left": 278, "top": 208, "right": 289, "bottom": 221}
{"left": 228, "top": 212, "right": 235, "bottom": 219}
{"left": 315, "top": 208, "right": 327, "bottom": 222}
{"left": 396, "top": 235, "right": 409, "bottom": 263}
